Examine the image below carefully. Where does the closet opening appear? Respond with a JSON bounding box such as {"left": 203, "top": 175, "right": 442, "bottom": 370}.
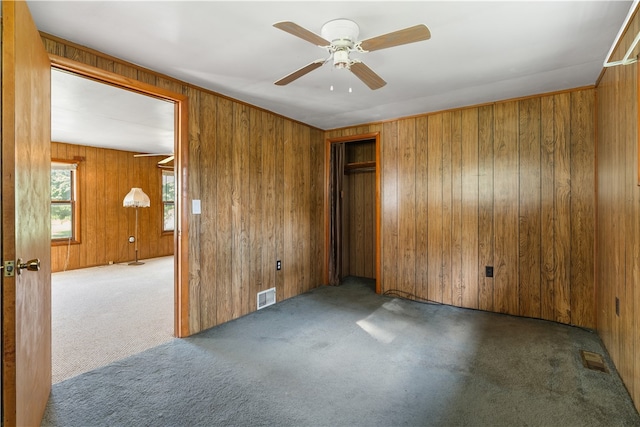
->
{"left": 326, "top": 132, "right": 380, "bottom": 293}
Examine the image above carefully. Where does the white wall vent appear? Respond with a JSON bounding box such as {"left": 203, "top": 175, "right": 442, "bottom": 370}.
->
{"left": 257, "top": 287, "right": 276, "bottom": 310}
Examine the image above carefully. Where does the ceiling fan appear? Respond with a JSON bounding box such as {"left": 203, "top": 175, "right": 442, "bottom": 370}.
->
{"left": 133, "top": 153, "right": 174, "bottom": 168}
{"left": 273, "top": 19, "right": 431, "bottom": 90}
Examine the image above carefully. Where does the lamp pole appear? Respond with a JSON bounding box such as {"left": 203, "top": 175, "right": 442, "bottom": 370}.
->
{"left": 129, "top": 206, "right": 144, "bottom": 265}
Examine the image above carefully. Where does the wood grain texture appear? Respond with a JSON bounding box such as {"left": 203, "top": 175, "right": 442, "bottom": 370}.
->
{"left": 415, "top": 117, "right": 429, "bottom": 299}
{"left": 249, "top": 109, "right": 264, "bottom": 313}
{"left": 597, "top": 9, "right": 640, "bottom": 412}
{"left": 450, "top": 111, "right": 463, "bottom": 306}
{"left": 50, "top": 142, "right": 174, "bottom": 272}
{"left": 398, "top": 119, "right": 417, "bottom": 296}
{"left": 427, "top": 114, "right": 444, "bottom": 302}
{"left": 570, "top": 90, "right": 595, "bottom": 327}
{"left": 187, "top": 87, "right": 202, "bottom": 332}
{"left": 553, "top": 93, "right": 572, "bottom": 324}
{"left": 478, "top": 105, "right": 495, "bottom": 311}
{"left": 461, "top": 108, "right": 479, "bottom": 309}
{"left": 381, "top": 121, "right": 399, "bottom": 292}
{"left": 2, "top": 2, "right": 52, "bottom": 424}
{"left": 493, "top": 101, "right": 519, "bottom": 315}
{"left": 518, "top": 97, "right": 542, "bottom": 319}
{"left": 620, "top": 58, "right": 635, "bottom": 393}
{"left": 330, "top": 89, "right": 595, "bottom": 327}
{"left": 540, "top": 96, "right": 556, "bottom": 324}
{"left": 232, "top": 103, "right": 249, "bottom": 317}
{"left": 198, "top": 91, "right": 217, "bottom": 330}
{"left": 215, "top": 97, "right": 234, "bottom": 325}
{"left": 441, "top": 113, "right": 453, "bottom": 305}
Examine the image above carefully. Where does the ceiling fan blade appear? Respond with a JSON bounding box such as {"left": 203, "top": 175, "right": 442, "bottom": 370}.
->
{"left": 273, "top": 21, "right": 330, "bottom": 47}
{"left": 359, "top": 24, "right": 431, "bottom": 52}
{"left": 350, "top": 61, "right": 386, "bottom": 90}
{"left": 275, "top": 59, "right": 325, "bottom": 86}
{"left": 134, "top": 153, "right": 172, "bottom": 158}
{"left": 158, "top": 155, "right": 174, "bottom": 165}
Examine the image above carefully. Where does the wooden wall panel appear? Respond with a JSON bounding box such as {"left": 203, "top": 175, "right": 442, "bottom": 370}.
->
{"left": 518, "top": 98, "right": 542, "bottom": 319}
{"left": 451, "top": 111, "right": 463, "bottom": 306}
{"left": 415, "top": 117, "right": 429, "bottom": 299}
{"left": 309, "top": 128, "right": 325, "bottom": 287}
{"left": 477, "top": 106, "right": 495, "bottom": 311}
{"left": 381, "top": 121, "right": 399, "bottom": 291}
{"left": 329, "top": 87, "right": 595, "bottom": 329}
{"left": 553, "top": 93, "right": 572, "bottom": 324}
{"left": 570, "top": 90, "right": 595, "bottom": 332}
{"left": 427, "top": 114, "right": 444, "bottom": 302}
{"left": 42, "top": 34, "right": 325, "bottom": 334}
{"left": 249, "top": 109, "right": 264, "bottom": 314}
{"left": 460, "top": 109, "right": 479, "bottom": 309}
{"left": 215, "top": 96, "right": 234, "bottom": 324}
{"left": 50, "top": 142, "right": 174, "bottom": 272}
{"left": 441, "top": 113, "right": 453, "bottom": 306}
{"left": 398, "top": 118, "right": 417, "bottom": 296}
{"left": 232, "top": 103, "right": 249, "bottom": 317}
{"left": 493, "top": 101, "right": 519, "bottom": 315}
{"left": 596, "top": 7, "right": 640, "bottom": 413}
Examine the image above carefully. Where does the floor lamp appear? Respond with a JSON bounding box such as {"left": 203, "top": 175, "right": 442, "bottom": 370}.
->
{"left": 123, "top": 187, "right": 150, "bottom": 265}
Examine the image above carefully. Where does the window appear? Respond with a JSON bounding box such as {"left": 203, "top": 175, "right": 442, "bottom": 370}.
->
{"left": 51, "top": 160, "right": 79, "bottom": 242}
{"left": 162, "top": 170, "right": 175, "bottom": 232}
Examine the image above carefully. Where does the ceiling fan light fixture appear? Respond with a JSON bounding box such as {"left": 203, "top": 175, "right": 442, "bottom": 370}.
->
{"left": 333, "top": 50, "right": 350, "bottom": 69}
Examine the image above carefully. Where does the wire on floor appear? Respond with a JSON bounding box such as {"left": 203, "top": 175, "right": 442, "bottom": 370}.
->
{"left": 382, "top": 289, "right": 442, "bottom": 306}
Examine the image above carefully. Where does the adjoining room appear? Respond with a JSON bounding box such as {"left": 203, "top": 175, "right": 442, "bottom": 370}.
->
{"left": 49, "top": 69, "right": 177, "bottom": 384}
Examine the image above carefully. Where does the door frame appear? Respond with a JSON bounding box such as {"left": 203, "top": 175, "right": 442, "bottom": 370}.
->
{"left": 324, "top": 132, "right": 381, "bottom": 293}
{"left": 49, "top": 55, "right": 190, "bottom": 337}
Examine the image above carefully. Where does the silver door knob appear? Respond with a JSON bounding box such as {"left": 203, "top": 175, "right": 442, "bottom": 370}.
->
{"left": 17, "top": 258, "right": 40, "bottom": 274}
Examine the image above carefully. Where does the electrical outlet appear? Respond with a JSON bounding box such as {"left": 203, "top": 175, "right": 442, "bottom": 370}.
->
{"left": 276, "top": 260, "right": 281, "bottom": 271}
{"left": 615, "top": 297, "right": 620, "bottom": 316}
{"left": 485, "top": 266, "right": 494, "bottom": 278}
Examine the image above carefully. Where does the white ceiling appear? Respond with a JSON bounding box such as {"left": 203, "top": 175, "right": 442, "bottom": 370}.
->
{"left": 29, "top": 1, "right": 634, "bottom": 152}
{"left": 51, "top": 69, "right": 175, "bottom": 154}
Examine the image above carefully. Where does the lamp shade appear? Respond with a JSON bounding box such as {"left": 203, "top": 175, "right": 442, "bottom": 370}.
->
{"left": 123, "top": 187, "right": 150, "bottom": 208}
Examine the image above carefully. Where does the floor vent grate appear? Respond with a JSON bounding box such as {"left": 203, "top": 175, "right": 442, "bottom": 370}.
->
{"left": 580, "top": 350, "right": 608, "bottom": 373}
{"left": 257, "top": 287, "right": 276, "bottom": 310}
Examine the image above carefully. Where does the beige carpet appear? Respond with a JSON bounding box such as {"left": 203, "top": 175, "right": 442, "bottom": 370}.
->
{"left": 51, "top": 256, "right": 174, "bottom": 384}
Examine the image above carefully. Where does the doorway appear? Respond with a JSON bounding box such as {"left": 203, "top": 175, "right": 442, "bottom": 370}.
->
{"left": 48, "top": 56, "right": 189, "bottom": 379}
{"left": 326, "top": 133, "right": 380, "bottom": 292}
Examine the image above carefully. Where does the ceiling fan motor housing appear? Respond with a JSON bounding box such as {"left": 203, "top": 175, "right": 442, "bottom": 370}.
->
{"left": 321, "top": 18, "right": 359, "bottom": 46}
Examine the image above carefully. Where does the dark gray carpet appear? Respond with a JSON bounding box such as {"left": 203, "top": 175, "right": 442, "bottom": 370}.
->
{"left": 41, "top": 277, "right": 640, "bottom": 426}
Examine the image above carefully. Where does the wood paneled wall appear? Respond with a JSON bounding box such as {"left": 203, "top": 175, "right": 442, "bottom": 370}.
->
{"left": 596, "top": 8, "right": 640, "bottom": 412}
{"left": 50, "top": 142, "right": 173, "bottom": 272}
{"left": 41, "top": 34, "right": 325, "bottom": 334}
{"left": 327, "top": 87, "right": 596, "bottom": 328}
